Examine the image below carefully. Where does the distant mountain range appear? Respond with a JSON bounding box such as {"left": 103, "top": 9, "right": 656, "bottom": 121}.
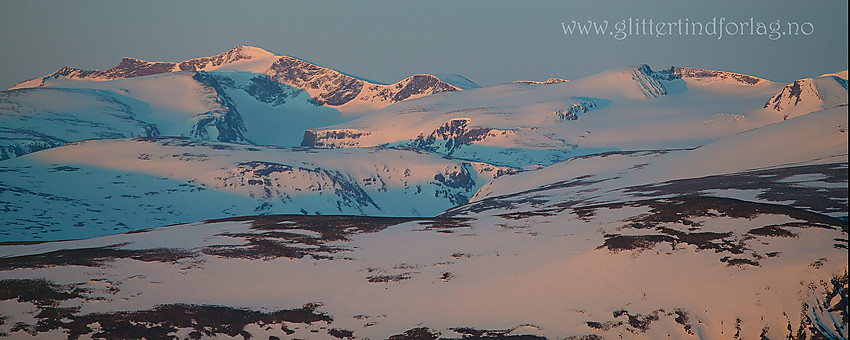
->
{"left": 0, "top": 46, "right": 847, "bottom": 340}
{"left": 3, "top": 48, "right": 846, "bottom": 164}
{"left": 304, "top": 64, "right": 847, "bottom": 166}
{"left": 2, "top": 46, "right": 481, "bottom": 160}
{"left": 11, "top": 45, "right": 478, "bottom": 110}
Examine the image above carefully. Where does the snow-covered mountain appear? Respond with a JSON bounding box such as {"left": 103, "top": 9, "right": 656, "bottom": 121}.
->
{"left": 303, "top": 65, "right": 791, "bottom": 167}
{"left": 0, "top": 71, "right": 254, "bottom": 159}
{"left": 763, "top": 71, "right": 848, "bottom": 120}
{"left": 1, "top": 46, "right": 480, "bottom": 160}
{"left": 11, "top": 46, "right": 476, "bottom": 113}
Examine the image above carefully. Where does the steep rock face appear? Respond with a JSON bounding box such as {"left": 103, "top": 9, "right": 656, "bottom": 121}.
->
{"left": 204, "top": 72, "right": 302, "bottom": 107}
{"left": 239, "top": 74, "right": 303, "bottom": 106}
{"left": 188, "top": 72, "right": 250, "bottom": 143}
{"left": 413, "top": 119, "right": 516, "bottom": 155}
{"left": 631, "top": 65, "right": 668, "bottom": 99}
{"left": 769, "top": 79, "right": 813, "bottom": 112}
{"left": 267, "top": 56, "right": 364, "bottom": 106}
{"left": 394, "top": 74, "right": 460, "bottom": 100}
{"left": 764, "top": 75, "right": 848, "bottom": 119}
{"left": 653, "top": 66, "right": 764, "bottom": 85}
{"left": 223, "top": 158, "right": 509, "bottom": 213}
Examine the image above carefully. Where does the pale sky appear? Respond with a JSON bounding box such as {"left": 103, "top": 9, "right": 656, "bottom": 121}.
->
{"left": 1, "top": 0, "right": 847, "bottom": 89}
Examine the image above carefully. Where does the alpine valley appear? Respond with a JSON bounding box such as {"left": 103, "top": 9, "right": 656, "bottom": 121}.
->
{"left": 0, "top": 46, "right": 846, "bottom": 340}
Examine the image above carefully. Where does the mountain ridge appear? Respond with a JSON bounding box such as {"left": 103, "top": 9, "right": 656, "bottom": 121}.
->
{"left": 10, "top": 46, "right": 476, "bottom": 112}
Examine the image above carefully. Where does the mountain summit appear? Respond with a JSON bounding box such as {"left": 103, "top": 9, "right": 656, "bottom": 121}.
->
{"left": 764, "top": 72, "right": 849, "bottom": 120}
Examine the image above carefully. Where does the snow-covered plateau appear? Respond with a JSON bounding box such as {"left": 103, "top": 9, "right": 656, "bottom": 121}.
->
{"left": 0, "top": 47, "right": 847, "bottom": 339}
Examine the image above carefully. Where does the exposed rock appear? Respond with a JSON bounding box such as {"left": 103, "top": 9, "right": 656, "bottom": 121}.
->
{"left": 653, "top": 66, "right": 764, "bottom": 85}
{"left": 632, "top": 65, "right": 668, "bottom": 99}
{"left": 189, "top": 72, "right": 250, "bottom": 143}
{"left": 301, "top": 129, "right": 371, "bottom": 148}
{"left": 268, "top": 56, "right": 364, "bottom": 106}
{"left": 413, "top": 118, "right": 516, "bottom": 155}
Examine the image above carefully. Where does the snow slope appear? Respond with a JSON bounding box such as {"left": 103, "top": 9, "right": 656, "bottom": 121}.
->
{"left": 473, "top": 105, "right": 848, "bottom": 204}
{"left": 0, "top": 137, "right": 514, "bottom": 241}
{"left": 821, "top": 70, "right": 849, "bottom": 79}
{"left": 627, "top": 105, "right": 848, "bottom": 185}
{"left": 0, "top": 71, "right": 258, "bottom": 160}
{"left": 0, "top": 88, "right": 159, "bottom": 160}
{"left": 434, "top": 73, "right": 481, "bottom": 89}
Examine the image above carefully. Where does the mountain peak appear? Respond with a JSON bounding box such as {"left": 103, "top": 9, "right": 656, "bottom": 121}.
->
{"left": 223, "top": 45, "right": 276, "bottom": 60}
{"left": 230, "top": 45, "right": 273, "bottom": 56}
{"left": 764, "top": 75, "right": 848, "bottom": 119}
{"left": 119, "top": 57, "right": 146, "bottom": 63}
{"left": 175, "top": 46, "right": 276, "bottom": 72}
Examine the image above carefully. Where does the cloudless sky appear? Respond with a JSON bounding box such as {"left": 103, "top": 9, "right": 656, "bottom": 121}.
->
{"left": 0, "top": 0, "right": 847, "bottom": 89}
